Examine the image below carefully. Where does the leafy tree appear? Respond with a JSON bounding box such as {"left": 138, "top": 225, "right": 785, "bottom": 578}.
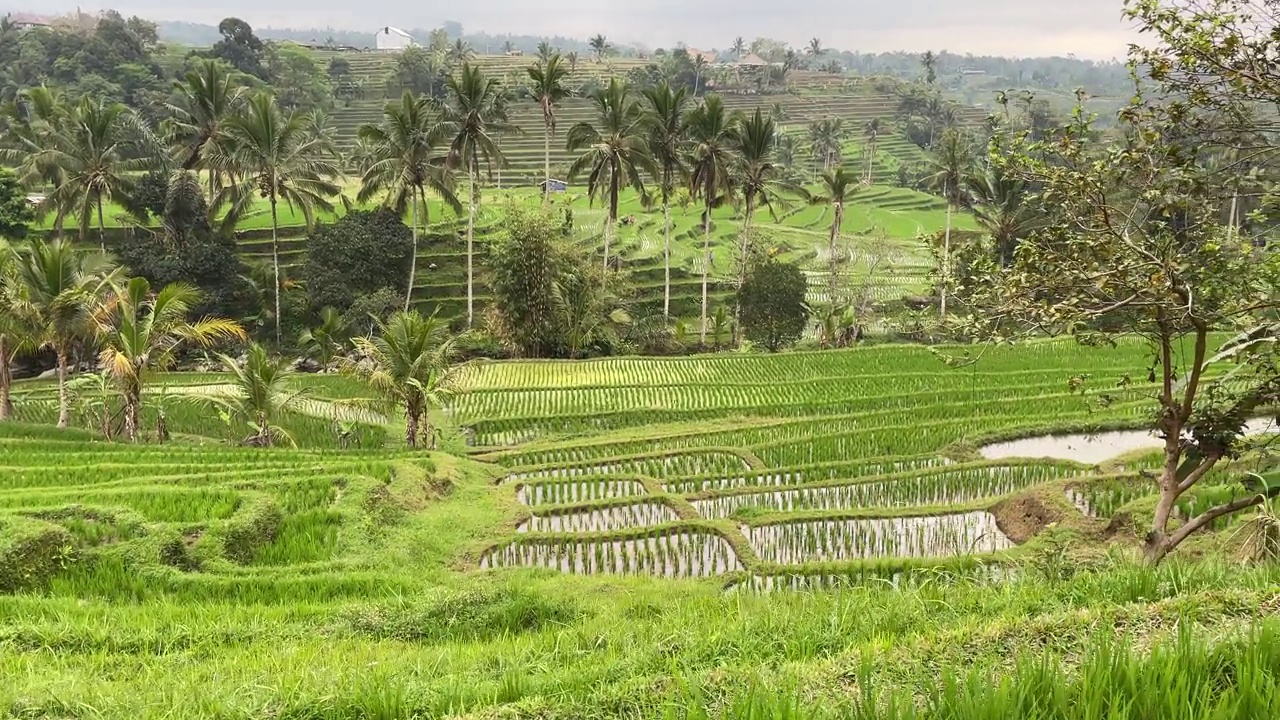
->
{"left": 344, "top": 310, "right": 460, "bottom": 448}
{"left": 302, "top": 209, "right": 414, "bottom": 314}
{"left": 265, "top": 43, "right": 332, "bottom": 112}
{"left": 738, "top": 256, "right": 808, "bottom": 352}
{"left": 95, "top": 277, "right": 245, "bottom": 441}
{"left": 555, "top": 248, "right": 630, "bottom": 358}
{"left": 809, "top": 167, "right": 861, "bottom": 301}
{"left": 393, "top": 46, "right": 448, "bottom": 99}
{"left": 489, "top": 205, "right": 565, "bottom": 357}
{"left": 356, "top": 91, "right": 462, "bottom": 310}
{"left": 566, "top": 78, "right": 653, "bottom": 273}
{"left": 441, "top": 63, "right": 515, "bottom": 328}
{"left": 12, "top": 239, "right": 120, "bottom": 428}
{"left": 687, "top": 94, "right": 738, "bottom": 344}
{"left": 211, "top": 17, "right": 268, "bottom": 81}
{"left": 117, "top": 171, "right": 253, "bottom": 319}
{"left": 527, "top": 54, "right": 572, "bottom": 200}
{"left": 213, "top": 343, "right": 302, "bottom": 446}
{"left": 215, "top": 92, "right": 341, "bottom": 344}
{"left": 0, "top": 168, "right": 33, "bottom": 239}
{"left": 642, "top": 82, "right": 691, "bottom": 319}
{"left": 964, "top": 100, "right": 1280, "bottom": 563}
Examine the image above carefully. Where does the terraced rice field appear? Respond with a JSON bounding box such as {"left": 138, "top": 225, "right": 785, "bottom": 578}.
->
{"left": 448, "top": 337, "right": 1219, "bottom": 577}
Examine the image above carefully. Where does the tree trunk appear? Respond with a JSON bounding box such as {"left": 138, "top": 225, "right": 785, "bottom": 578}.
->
{"left": 406, "top": 409, "right": 420, "bottom": 448}
{"left": 734, "top": 193, "right": 755, "bottom": 346}
{"left": 467, "top": 159, "right": 478, "bottom": 328}
{"left": 124, "top": 390, "right": 140, "bottom": 443}
{"left": 56, "top": 347, "right": 69, "bottom": 429}
{"left": 405, "top": 191, "right": 419, "bottom": 312}
{"left": 271, "top": 197, "right": 283, "bottom": 345}
{"left": 0, "top": 335, "right": 11, "bottom": 421}
{"left": 97, "top": 198, "right": 107, "bottom": 252}
{"left": 939, "top": 199, "right": 952, "bottom": 317}
{"left": 700, "top": 202, "right": 711, "bottom": 347}
{"left": 543, "top": 120, "right": 552, "bottom": 203}
{"left": 828, "top": 204, "right": 842, "bottom": 302}
{"left": 663, "top": 197, "right": 672, "bottom": 319}
{"left": 605, "top": 167, "right": 619, "bottom": 273}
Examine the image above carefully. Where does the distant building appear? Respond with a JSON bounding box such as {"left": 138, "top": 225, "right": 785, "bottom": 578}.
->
{"left": 684, "top": 48, "right": 720, "bottom": 65}
{"left": 6, "top": 12, "right": 52, "bottom": 30}
{"left": 374, "top": 26, "right": 416, "bottom": 52}
{"left": 733, "top": 53, "right": 769, "bottom": 67}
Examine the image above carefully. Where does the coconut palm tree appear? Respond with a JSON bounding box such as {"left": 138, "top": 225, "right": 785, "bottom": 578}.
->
{"left": 730, "top": 108, "right": 795, "bottom": 336}
{"left": 166, "top": 59, "right": 243, "bottom": 190}
{"left": 807, "top": 116, "right": 847, "bottom": 174}
{"left": 536, "top": 41, "right": 554, "bottom": 62}
{"left": 589, "top": 34, "right": 610, "bottom": 62}
{"left": 0, "top": 240, "right": 35, "bottom": 422}
{"left": 356, "top": 91, "right": 463, "bottom": 311}
{"left": 344, "top": 310, "right": 460, "bottom": 448}
{"left": 566, "top": 78, "right": 654, "bottom": 274}
{"left": 921, "top": 50, "right": 938, "bottom": 85}
{"left": 441, "top": 63, "right": 516, "bottom": 328}
{"left": 95, "top": 277, "right": 245, "bottom": 442}
{"left": 528, "top": 54, "right": 572, "bottom": 200}
{"left": 41, "top": 98, "right": 157, "bottom": 250}
{"left": 731, "top": 37, "right": 746, "bottom": 59}
{"left": 807, "top": 37, "right": 823, "bottom": 59}
{"left": 297, "top": 306, "right": 348, "bottom": 370}
{"left": 215, "top": 92, "right": 341, "bottom": 344}
{"left": 213, "top": 342, "right": 303, "bottom": 446}
{"left": 686, "top": 95, "right": 738, "bottom": 344}
{"left": 924, "top": 127, "right": 973, "bottom": 316}
{"left": 863, "top": 118, "right": 881, "bottom": 184}
{"left": 641, "top": 82, "right": 691, "bottom": 319}
{"left": 0, "top": 86, "right": 70, "bottom": 227}
{"left": 567, "top": 51, "right": 580, "bottom": 73}
{"left": 965, "top": 165, "right": 1043, "bottom": 267}
{"left": 449, "top": 39, "right": 474, "bottom": 64}
{"left": 12, "top": 239, "right": 120, "bottom": 429}
{"left": 692, "top": 56, "right": 709, "bottom": 95}
{"left": 809, "top": 167, "right": 860, "bottom": 302}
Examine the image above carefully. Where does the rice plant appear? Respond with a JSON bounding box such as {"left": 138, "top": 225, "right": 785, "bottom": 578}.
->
{"left": 746, "top": 512, "right": 1014, "bottom": 563}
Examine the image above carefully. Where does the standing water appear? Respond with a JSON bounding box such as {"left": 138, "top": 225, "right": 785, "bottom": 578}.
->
{"left": 979, "top": 418, "right": 1279, "bottom": 464}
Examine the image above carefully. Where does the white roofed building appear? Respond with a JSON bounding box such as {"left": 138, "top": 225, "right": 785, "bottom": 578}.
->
{"left": 375, "top": 26, "right": 416, "bottom": 51}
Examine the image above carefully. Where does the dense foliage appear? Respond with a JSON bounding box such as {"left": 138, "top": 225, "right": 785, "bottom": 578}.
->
{"left": 738, "top": 256, "right": 809, "bottom": 351}
{"left": 302, "top": 209, "right": 413, "bottom": 314}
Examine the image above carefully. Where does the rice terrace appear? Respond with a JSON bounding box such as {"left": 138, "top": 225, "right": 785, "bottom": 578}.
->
{"left": 5, "top": 0, "right": 1280, "bottom": 717}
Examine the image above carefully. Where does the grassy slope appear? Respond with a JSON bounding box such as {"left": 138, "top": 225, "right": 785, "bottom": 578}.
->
{"left": 4, "top": 340, "right": 1280, "bottom": 717}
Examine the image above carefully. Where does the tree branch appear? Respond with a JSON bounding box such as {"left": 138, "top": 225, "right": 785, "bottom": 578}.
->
{"left": 1167, "top": 493, "right": 1264, "bottom": 548}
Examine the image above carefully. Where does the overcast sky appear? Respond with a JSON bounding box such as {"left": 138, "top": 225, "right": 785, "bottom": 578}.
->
{"left": 25, "top": 0, "right": 1141, "bottom": 59}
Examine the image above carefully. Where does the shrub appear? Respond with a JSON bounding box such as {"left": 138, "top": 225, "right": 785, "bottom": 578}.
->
{"left": 303, "top": 209, "right": 412, "bottom": 313}
{"left": 0, "top": 516, "right": 75, "bottom": 593}
{"left": 739, "top": 257, "right": 809, "bottom": 351}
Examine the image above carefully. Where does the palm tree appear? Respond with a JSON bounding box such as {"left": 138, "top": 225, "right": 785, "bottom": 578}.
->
{"left": 731, "top": 37, "right": 746, "bottom": 59}
{"left": 730, "top": 108, "right": 794, "bottom": 338}
{"left": 807, "top": 37, "right": 823, "bottom": 58}
{"left": 589, "top": 34, "right": 610, "bottom": 63}
{"left": 0, "top": 240, "right": 35, "bottom": 422}
{"left": 214, "top": 343, "right": 303, "bottom": 446}
{"left": 686, "top": 95, "right": 738, "bottom": 345}
{"left": 297, "top": 306, "right": 348, "bottom": 370}
{"left": 642, "top": 82, "right": 692, "bottom": 318}
{"left": 344, "top": 310, "right": 460, "bottom": 448}
{"left": 166, "top": 59, "right": 242, "bottom": 190}
{"left": 566, "top": 78, "right": 653, "bottom": 274}
{"left": 528, "top": 54, "right": 572, "bottom": 200}
{"left": 12, "top": 239, "right": 120, "bottom": 429}
{"left": 924, "top": 127, "right": 973, "bottom": 316}
{"left": 536, "top": 41, "right": 554, "bottom": 62}
{"left": 921, "top": 50, "right": 938, "bottom": 85}
{"left": 692, "top": 56, "right": 709, "bottom": 95}
{"left": 449, "top": 39, "right": 474, "bottom": 64}
{"left": 807, "top": 117, "right": 847, "bottom": 174}
{"left": 965, "top": 165, "right": 1043, "bottom": 267}
{"left": 567, "top": 51, "right": 580, "bottom": 73}
{"left": 42, "top": 98, "right": 155, "bottom": 250}
{"left": 863, "top": 118, "right": 881, "bottom": 183}
{"left": 441, "top": 63, "right": 516, "bottom": 328}
{"left": 809, "top": 167, "right": 860, "bottom": 302}
{"left": 95, "top": 277, "right": 245, "bottom": 442}
{"left": 215, "top": 92, "right": 341, "bottom": 344}
{"left": 356, "top": 92, "right": 463, "bottom": 311}
{"left": 0, "top": 87, "right": 70, "bottom": 228}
